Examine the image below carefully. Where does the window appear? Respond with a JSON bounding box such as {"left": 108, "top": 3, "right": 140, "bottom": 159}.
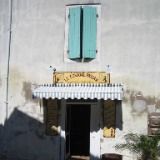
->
{"left": 44, "top": 99, "right": 59, "bottom": 136}
{"left": 64, "top": 4, "right": 101, "bottom": 62}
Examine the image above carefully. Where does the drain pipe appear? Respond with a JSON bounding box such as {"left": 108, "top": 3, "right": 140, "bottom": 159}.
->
{"left": 5, "top": 0, "right": 13, "bottom": 121}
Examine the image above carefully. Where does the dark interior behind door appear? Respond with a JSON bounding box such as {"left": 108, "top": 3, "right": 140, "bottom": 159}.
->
{"left": 66, "top": 104, "right": 90, "bottom": 157}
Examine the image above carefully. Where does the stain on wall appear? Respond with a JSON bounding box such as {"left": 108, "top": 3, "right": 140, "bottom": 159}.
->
{"left": 10, "top": 68, "right": 24, "bottom": 87}
{"left": 22, "top": 81, "right": 38, "bottom": 104}
{"left": 124, "top": 89, "right": 160, "bottom": 114}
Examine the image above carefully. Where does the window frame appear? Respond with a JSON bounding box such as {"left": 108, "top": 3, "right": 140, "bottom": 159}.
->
{"left": 64, "top": 4, "right": 101, "bottom": 63}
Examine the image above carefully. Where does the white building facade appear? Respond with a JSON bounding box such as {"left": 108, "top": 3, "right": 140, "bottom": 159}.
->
{"left": 0, "top": 0, "right": 160, "bottom": 160}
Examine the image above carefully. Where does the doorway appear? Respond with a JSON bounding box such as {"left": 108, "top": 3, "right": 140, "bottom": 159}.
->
{"left": 66, "top": 104, "right": 91, "bottom": 160}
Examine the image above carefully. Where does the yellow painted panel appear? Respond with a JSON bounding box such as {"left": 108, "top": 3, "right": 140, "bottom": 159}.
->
{"left": 53, "top": 72, "right": 110, "bottom": 83}
{"left": 103, "top": 127, "right": 115, "bottom": 138}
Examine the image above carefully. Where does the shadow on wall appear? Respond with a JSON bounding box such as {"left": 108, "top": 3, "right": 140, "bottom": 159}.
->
{"left": 0, "top": 100, "right": 123, "bottom": 160}
{"left": 0, "top": 108, "right": 102, "bottom": 160}
{"left": 0, "top": 108, "right": 62, "bottom": 160}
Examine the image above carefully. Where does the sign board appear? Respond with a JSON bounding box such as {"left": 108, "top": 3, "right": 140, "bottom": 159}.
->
{"left": 53, "top": 72, "right": 110, "bottom": 83}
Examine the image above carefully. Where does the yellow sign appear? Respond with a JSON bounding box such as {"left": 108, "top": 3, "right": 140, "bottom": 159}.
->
{"left": 53, "top": 72, "right": 110, "bottom": 83}
{"left": 103, "top": 127, "right": 115, "bottom": 138}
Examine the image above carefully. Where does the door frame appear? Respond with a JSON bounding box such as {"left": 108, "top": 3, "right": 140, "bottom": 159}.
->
{"left": 60, "top": 100, "right": 101, "bottom": 160}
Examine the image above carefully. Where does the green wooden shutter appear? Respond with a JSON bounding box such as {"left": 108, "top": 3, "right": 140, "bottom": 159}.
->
{"left": 103, "top": 100, "right": 116, "bottom": 138}
{"left": 83, "top": 6, "right": 97, "bottom": 59}
{"left": 68, "top": 7, "right": 81, "bottom": 59}
{"left": 46, "top": 99, "right": 59, "bottom": 136}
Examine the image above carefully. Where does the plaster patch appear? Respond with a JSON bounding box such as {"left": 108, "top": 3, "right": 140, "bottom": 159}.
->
{"left": 125, "top": 89, "right": 160, "bottom": 114}
{"left": 132, "top": 99, "right": 147, "bottom": 113}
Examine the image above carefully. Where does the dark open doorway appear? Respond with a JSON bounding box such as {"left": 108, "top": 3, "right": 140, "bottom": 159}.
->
{"left": 66, "top": 104, "right": 91, "bottom": 159}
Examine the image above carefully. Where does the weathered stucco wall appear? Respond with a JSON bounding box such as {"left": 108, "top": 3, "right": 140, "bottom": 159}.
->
{"left": 0, "top": 0, "right": 160, "bottom": 159}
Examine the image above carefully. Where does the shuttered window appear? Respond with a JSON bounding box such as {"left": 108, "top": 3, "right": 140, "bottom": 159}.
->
{"left": 45, "top": 99, "right": 59, "bottom": 136}
{"left": 68, "top": 6, "right": 97, "bottom": 60}
{"left": 103, "top": 100, "right": 116, "bottom": 138}
{"left": 83, "top": 6, "right": 97, "bottom": 59}
{"left": 68, "top": 7, "right": 81, "bottom": 59}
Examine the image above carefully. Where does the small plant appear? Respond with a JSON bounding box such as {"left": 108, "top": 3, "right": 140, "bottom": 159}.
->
{"left": 115, "top": 133, "right": 160, "bottom": 160}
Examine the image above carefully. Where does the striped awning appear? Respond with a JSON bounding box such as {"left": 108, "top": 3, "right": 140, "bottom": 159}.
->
{"left": 32, "top": 83, "right": 123, "bottom": 100}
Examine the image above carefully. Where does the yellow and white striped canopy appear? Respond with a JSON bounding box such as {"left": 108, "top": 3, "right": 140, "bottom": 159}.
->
{"left": 32, "top": 83, "right": 123, "bottom": 100}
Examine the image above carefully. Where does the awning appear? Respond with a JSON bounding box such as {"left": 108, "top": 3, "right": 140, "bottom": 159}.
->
{"left": 32, "top": 83, "right": 123, "bottom": 100}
